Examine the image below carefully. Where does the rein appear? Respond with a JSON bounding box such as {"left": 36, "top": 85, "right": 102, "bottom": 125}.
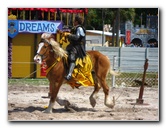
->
{"left": 46, "top": 57, "right": 61, "bottom": 75}
{"left": 37, "top": 51, "right": 48, "bottom": 59}
{"left": 37, "top": 38, "right": 63, "bottom": 75}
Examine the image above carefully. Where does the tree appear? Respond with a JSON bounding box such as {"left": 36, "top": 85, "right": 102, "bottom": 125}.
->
{"left": 86, "top": 8, "right": 116, "bottom": 30}
{"left": 115, "top": 8, "right": 135, "bottom": 46}
{"left": 133, "top": 8, "right": 158, "bottom": 26}
{"left": 86, "top": 8, "right": 135, "bottom": 30}
{"left": 86, "top": 8, "right": 136, "bottom": 46}
{"left": 86, "top": 8, "right": 158, "bottom": 47}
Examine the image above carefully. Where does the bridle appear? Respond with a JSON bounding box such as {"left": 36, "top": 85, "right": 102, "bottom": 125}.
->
{"left": 37, "top": 39, "right": 52, "bottom": 59}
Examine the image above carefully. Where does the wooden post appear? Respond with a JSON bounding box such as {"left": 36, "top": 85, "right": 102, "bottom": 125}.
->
{"left": 66, "top": 13, "right": 69, "bottom": 26}
{"left": 16, "top": 9, "right": 18, "bottom": 18}
{"left": 73, "top": 13, "right": 75, "bottom": 25}
{"left": 48, "top": 10, "right": 50, "bottom": 20}
{"left": 23, "top": 10, "right": 25, "bottom": 20}
{"left": 136, "top": 59, "right": 149, "bottom": 104}
{"left": 29, "top": 10, "right": 31, "bottom": 20}
{"left": 10, "top": 9, "right": 12, "bottom": 15}
{"left": 154, "top": 73, "right": 158, "bottom": 86}
{"left": 41, "top": 11, "right": 44, "bottom": 20}
{"left": 60, "top": 13, "right": 62, "bottom": 21}
{"left": 112, "top": 56, "right": 116, "bottom": 88}
{"left": 54, "top": 12, "right": 56, "bottom": 21}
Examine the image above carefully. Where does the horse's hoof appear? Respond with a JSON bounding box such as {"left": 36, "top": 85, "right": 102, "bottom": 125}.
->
{"left": 90, "top": 98, "right": 96, "bottom": 108}
{"left": 65, "top": 106, "right": 76, "bottom": 113}
{"left": 105, "top": 96, "right": 115, "bottom": 109}
{"left": 105, "top": 103, "right": 115, "bottom": 109}
{"left": 42, "top": 109, "right": 52, "bottom": 113}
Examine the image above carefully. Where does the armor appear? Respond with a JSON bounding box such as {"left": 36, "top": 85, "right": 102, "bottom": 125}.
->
{"left": 65, "top": 24, "right": 86, "bottom": 80}
{"left": 66, "top": 25, "right": 86, "bottom": 57}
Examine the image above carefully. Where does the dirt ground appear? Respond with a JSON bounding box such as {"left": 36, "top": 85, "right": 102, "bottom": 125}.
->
{"left": 8, "top": 84, "right": 159, "bottom": 121}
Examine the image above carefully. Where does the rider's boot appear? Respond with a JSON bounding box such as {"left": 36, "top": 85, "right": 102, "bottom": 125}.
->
{"left": 65, "top": 62, "right": 75, "bottom": 80}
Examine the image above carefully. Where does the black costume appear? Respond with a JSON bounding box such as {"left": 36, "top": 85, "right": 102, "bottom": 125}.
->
{"left": 65, "top": 24, "right": 86, "bottom": 80}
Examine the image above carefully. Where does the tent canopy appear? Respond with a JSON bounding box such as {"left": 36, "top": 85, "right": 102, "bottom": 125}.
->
{"left": 86, "top": 30, "right": 125, "bottom": 37}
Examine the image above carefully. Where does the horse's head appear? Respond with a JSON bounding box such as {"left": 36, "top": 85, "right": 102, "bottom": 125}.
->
{"left": 34, "top": 37, "right": 53, "bottom": 64}
{"left": 34, "top": 33, "right": 67, "bottom": 64}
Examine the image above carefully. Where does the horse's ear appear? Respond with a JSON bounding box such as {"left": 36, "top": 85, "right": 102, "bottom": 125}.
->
{"left": 50, "top": 34, "right": 55, "bottom": 39}
{"left": 41, "top": 33, "right": 55, "bottom": 44}
{"left": 41, "top": 33, "right": 53, "bottom": 39}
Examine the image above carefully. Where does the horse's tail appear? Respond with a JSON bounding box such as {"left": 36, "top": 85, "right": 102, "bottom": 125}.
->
{"left": 105, "top": 55, "right": 120, "bottom": 76}
{"left": 109, "top": 67, "right": 121, "bottom": 76}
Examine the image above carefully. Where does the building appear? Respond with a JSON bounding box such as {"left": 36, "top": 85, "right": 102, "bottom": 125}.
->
{"left": 8, "top": 8, "right": 88, "bottom": 78}
{"left": 86, "top": 30, "right": 125, "bottom": 47}
{"left": 125, "top": 15, "right": 158, "bottom": 47}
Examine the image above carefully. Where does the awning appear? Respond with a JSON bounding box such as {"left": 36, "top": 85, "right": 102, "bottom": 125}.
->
{"left": 86, "top": 30, "right": 125, "bottom": 37}
{"left": 135, "top": 28, "right": 151, "bottom": 35}
{"left": 8, "top": 8, "right": 88, "bottom": 14}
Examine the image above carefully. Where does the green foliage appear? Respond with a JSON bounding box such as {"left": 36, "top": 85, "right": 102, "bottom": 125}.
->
{"left": 86, "top": 8, "right": 158, "bottom": 30}
{"left": 133, "top": 8, "right": 158, "bottom": 25}
{"left": 120, "top": 8, "right": 135, "bottom": 22}
{"left": 86, "top": 8, "right": 136, "bottom": 30}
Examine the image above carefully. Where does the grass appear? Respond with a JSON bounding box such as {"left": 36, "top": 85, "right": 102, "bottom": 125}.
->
{"left": 8, "top": 78, "right": 49, "bottom": 86}
{"left": 8, "top": 72, "right": 158, "bottom": 87}
{"left": 107, "top": 72, "right": 158, "bottom": 87}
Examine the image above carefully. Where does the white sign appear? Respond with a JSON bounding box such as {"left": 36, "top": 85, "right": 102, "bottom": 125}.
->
{"left": 18, "top": 21, "right": 62, "bottom": 33}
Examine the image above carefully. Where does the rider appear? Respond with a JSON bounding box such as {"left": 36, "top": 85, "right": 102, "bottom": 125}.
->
{"left": 64, "top": 15, "right": 86, "bottom": 80}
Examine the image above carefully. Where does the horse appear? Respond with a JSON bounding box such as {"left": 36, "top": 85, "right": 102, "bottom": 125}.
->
{"left": 34, "top": 33, "right": 119, "bottom": 113}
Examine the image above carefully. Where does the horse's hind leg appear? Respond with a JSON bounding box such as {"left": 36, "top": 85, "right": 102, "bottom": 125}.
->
{"left": 89, "top": 71, "right": 101, "bottom": 108}
{"left": 97, "top": 75, "right": 115, "bottom": 108}
{"left": 95, "top": 58, "right": 115, "bottom": 109}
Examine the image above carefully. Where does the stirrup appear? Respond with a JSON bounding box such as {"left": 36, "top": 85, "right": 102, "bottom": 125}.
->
{"left": 65, "top": 74, "right": 72, "bottom": 80}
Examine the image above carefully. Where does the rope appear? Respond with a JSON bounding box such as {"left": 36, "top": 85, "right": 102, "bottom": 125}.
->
{"left": 114, "top": 89, "right": 125, "bottom": 102}
{"left": 22, "top": 67, "right": 41, "bottom": 79}
{"left": 9, "top": 65, "right": 42, "bottom": 81}
{"left": 8, "top": 62, "right": 36, "bottom": 64}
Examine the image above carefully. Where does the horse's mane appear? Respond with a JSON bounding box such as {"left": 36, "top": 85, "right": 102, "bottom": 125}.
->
{"left": 41, "top": 33, "right": 67, "bottom": 58}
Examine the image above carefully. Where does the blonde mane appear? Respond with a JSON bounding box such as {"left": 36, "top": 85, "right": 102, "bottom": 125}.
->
{"left": 41, "top": 33, "right": 67, "bottom": 58}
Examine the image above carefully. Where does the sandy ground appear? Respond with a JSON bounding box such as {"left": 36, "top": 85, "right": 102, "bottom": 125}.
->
{"left": 8, "top": 84, "right": 159, "bottom": 121}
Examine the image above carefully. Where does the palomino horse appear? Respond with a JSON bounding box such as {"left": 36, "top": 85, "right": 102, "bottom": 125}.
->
{"left": 34, "top": 33, "right": 118, "bottom": 113}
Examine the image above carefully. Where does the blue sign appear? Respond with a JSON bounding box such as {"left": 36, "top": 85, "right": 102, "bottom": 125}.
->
{"left": 8, "top": 20, "right": 19, "bottom": 38}
{"left": 8, "top": 20, "right": 62, "bottom": 38}
{"left": 18, "top": 21, "right": 62, "bottom": 33}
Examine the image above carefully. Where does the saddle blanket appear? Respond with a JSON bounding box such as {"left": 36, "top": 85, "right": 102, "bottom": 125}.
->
{"left": 67, "top": 54, "right": 94, "bottom": 88}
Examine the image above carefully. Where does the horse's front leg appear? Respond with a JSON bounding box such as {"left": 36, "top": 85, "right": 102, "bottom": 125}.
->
{"left": 43, "top": 82, "right": 61, "bottom": 113}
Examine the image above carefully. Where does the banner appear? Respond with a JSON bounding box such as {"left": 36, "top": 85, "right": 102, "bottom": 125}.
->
{"left": 18, "top": 21, "right": 62, "bottom": 33}
{"left": 8, "top": 20, "right": 62, "bottom": 38}
{"left": 126, "top": 30, "right": 131, "bottom": 44}
{"left": 41, "top": 61, "right": 47, "bottom": 76}
{"left": 8, "top": 20, "right": 19, "bottom": 38}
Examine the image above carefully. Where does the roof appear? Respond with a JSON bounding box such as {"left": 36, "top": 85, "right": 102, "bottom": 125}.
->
{"left": 86, "top": 30, "right": 125, "bottom": 37}
{"left": 135, "top": 29, "right": 151, "bottom": 35}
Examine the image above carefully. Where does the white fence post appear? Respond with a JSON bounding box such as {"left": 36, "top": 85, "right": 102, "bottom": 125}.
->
{"left": 112, "top": 55, "right": 116, "bottom": 88}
